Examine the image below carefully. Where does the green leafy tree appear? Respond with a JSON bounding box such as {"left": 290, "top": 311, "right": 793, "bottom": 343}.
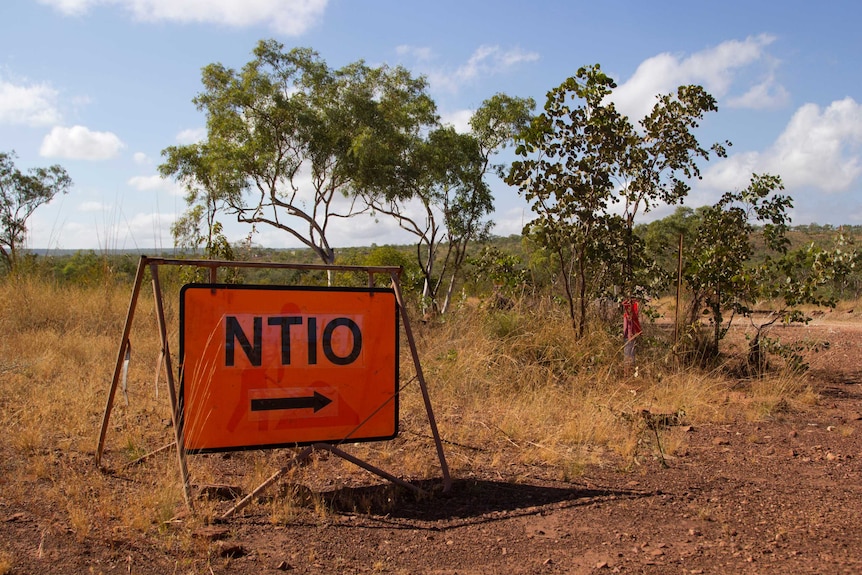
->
{"left": 362, "top": 126, "right": 480, "bottom": 310}
{"left": 827, "top": 230, "right": 862, "bottom": 299}
{"left": 508, "top": 65, "right": 722, "bottom": 336}
{"left": 508, "top": 66, "right": 625, "bottom": 336}
{"left": 437, "top": 94, "right": 535, "bottom": 313}
{"left": 685, "top": 174, "right": 790, "bottom": 350}
{"left": 468, "top": 245, "right": 529, "bottom": 295}
{"left": 363, "top": 94, "right": 533, "bottom": 314}
{"left": 160, "top": 141, "right": 241, "bottom": 257}
{"left": 161, "top": 40, "right": 437, "bottom": 266}
{"left": 0, "top": 151, "right": 72, "bottom": 273}
{"left": 684, "top": 173, "right": 838, "bottom": 369}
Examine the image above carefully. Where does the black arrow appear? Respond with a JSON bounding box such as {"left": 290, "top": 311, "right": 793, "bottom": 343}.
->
{"left": 251, "top": 391, "right": 332, "bottom": 413}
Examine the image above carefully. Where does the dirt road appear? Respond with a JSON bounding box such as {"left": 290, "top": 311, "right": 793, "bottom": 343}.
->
{"left": 3, "top": 321, "right": 862, "bottom": 574}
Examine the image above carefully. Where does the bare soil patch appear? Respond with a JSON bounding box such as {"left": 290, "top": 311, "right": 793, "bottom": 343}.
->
{"left": 3, "top": 320, "right": 862, "bottom": 574}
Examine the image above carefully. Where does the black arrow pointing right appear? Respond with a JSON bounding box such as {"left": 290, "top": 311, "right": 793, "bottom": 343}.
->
{"left": 250, "top": 391, "right": 332, "bottom": 413}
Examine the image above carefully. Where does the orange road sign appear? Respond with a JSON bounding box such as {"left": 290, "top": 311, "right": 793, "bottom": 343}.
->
{"left": 179, "top": 284, "right": 399, "bottom": 452}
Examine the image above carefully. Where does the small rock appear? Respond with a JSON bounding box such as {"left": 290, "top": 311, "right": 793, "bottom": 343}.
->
{"left": 826, "top": 452, "right": 838, "bottom": 461}
{"left": 712, "top": 437, "right": 730, "bottom": 446}
{"left": 596, "top": 561, "right": 609, "bottom": 569}
{"left": 276, "top": 561, "right": 293, "bottom": 571}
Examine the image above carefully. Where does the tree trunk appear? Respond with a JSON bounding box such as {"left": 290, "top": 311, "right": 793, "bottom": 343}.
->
{"left": 577, "top": 250, "right": 587, "bottom": 339}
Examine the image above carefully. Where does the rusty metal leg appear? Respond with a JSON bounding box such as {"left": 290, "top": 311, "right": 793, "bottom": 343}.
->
{"left": 314, "top": 443, "right": 424, "bottom": 494}
{"left": 97, "top": 256, "right": 147, "bottom": 467}
{"left": 220, "top": 446, "right": 315, "bottom": 520}
{"left": 150, "top": 263, "right": 194, "bottom": 510}
{"left": 390, "top": 272, "right": 452, "bottom": 493}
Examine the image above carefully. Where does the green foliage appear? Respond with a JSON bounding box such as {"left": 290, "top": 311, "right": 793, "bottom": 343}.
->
{"left": 681, "top": 173, "right": 843, "bottom": 372}
{"left": 826, "top": 230, "right": 862, "bottom": 299}
{"left": 161, "top": 39, "right": 438, "bottom": 266}
{"left": 508, "top": 65, "right": 721, "bottom": 337}
{"left": 363, "top": 94, "right": 534, "bottom": 313}
{"left": 334, "top": 244, "right": 422, "bottom": 291}
{"left": 0, "top": 151, "right": 72, "bottom": 274}
{"left": 468, "top": 246, "right": 529, "bottom": 294}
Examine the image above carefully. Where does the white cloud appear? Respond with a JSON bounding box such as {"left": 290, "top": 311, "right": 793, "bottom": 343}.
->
{"left": 176, "top": 127, "right": 206, "bottom": 144}
{"left": 78, "top": 201, "right": 109, "bottom": 212}
{"left": 726, "top": 73, "right": 790, "bottom": 110}
{"left": 36, "top": 0, "right": 102, "bottom": 16}
{"left": 612, "top": 34, "right": 785, "bottom": 121}
{"left": 396, "top": 45, "right": 434, "bottom": 62}
{"left": 39, "top": 0, "right": 328, "bottom": 35}
{"left": 429, "top": 45, "right": 540, "bottom": 92}
{"left": 127, "top": 174, "right": 183, "bottom": 195}
{"left": 40, "top": 125, "right": 125, "bottom": 160}
{"left": 133, "top": 151, "right": 151, "bottom": 165}
{"left": 0, "top": 75, "right": 62, "bottom": 126}
{"left": 703, "top": 97, "right": 862, "bottom": 193}
{"left": 440, "top": 109, "right": 473, "bottom": 133}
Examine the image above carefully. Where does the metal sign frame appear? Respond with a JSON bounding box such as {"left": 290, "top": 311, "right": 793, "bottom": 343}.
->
{"left": 95, "top": 255, "right": 451, "bottom": 515}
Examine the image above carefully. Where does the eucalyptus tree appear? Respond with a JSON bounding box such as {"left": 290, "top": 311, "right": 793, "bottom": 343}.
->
{"left": 159, "top": 141, "right": 241, "bottom": 262}
{"left": 361, "top": 94, "right": 534, "bottom": 313}
{"left": 359, "top": 125, "right": 483, "bottom": 310}
{"left": 161, "top": 39, "right": 438, "bottom": 266}
{"left": 437, "top": 93, "right": 535, "bottom": 312}
{"left": 0, "top": 151, "right": 72, "bottom": 273}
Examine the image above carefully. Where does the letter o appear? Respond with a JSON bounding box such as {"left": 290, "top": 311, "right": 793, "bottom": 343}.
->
{"left": 322, "top": 318, "right": 362, "bottom": 365}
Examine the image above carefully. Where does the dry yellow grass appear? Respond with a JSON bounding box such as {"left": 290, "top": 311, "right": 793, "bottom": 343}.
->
{"left": 0, "top": 274, "right": 820, "bottom": 536}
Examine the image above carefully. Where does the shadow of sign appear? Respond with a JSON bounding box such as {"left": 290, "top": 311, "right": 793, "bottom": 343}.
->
{"left": 315, "top": 478, "right": 649, "bottom": 526}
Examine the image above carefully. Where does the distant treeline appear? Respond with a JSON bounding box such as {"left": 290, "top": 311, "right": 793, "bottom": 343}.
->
{"left": 16, "top": 222, "right": 862, "bottom": 304}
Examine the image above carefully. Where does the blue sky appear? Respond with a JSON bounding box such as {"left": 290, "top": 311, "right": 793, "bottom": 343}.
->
{"left": 2, "top": 0, "right": 861, "bottom": 251}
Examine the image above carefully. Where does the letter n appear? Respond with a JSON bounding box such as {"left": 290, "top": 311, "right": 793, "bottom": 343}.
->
{"left": 225, "top": 316, "right": 262, "bottom": 366}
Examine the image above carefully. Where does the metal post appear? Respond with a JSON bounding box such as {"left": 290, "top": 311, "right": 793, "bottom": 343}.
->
{"left": 674, "top": 233, "right": 683, "bottom": 367}
{"left": 96, "top": 256, "right": 147, "bottom": 467}
{"left": 220, "top": 446, "right": 315, "bottom": 520}
{"left": 150, "top": 263, "right": 194, "bottom": 510}
{"left": 390, "top": 271, "right": 452, "bottom": 492}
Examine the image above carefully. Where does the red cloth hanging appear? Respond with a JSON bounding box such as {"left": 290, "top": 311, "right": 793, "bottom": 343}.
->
{"left": 622, "top": 299, "right": 641, "bottom": 340}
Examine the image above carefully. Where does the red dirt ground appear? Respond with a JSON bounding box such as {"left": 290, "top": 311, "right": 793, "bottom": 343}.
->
{"left": 3, "top": 319, "right": 862, "bottom": 574}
